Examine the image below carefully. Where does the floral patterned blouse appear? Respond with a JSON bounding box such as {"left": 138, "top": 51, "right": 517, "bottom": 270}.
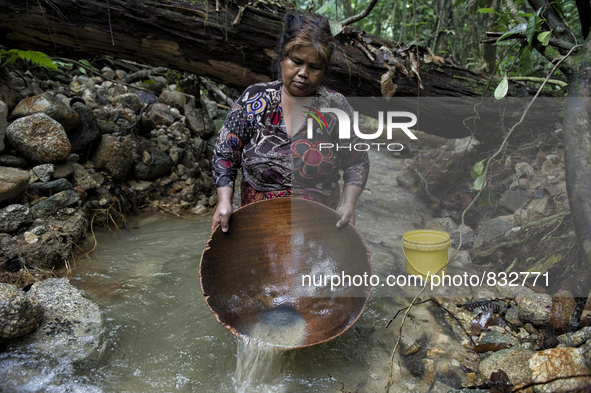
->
{"left": 212, "top": 80, "right": 369, "bottom": 199}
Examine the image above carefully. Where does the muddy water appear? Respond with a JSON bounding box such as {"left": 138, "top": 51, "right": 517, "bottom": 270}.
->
{"left": 1, "top": 151, "right": 481, "bottom": 392}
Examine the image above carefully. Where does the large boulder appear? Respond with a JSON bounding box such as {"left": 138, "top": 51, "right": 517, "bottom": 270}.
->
{"left": 0, "top": 100, "right": 7, "bottom": 152}
{"left": 6, "top": 113, "right": 71, "bottom": 163}
{"left": 0, "top": 283, "right": 43, "bottom": 340}
{"left": 0, "top": 166, "right": 30, "bottom": 204}
{"left": 91, "top": 134, "right": 134, "bottom": 181}
{"left": 9, "top": 278, "right": 103, "bottom": 363}
{"left": 529, "top": 347, "right": 591, "bottom": 392}
{"left": 11, "top": 93, "right": 80, "bottom": 131}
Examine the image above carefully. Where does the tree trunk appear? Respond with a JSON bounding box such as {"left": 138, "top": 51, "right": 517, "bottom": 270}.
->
{"left": 564, "top": 37, "right": 591, "bottom": 268}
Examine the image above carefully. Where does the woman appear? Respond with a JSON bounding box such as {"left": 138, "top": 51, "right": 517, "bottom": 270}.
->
{"left": 211, "top": 12, "right": 370, "bottom": 233}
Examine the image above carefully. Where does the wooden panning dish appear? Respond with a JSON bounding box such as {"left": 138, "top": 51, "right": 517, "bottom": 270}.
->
{"left": 200, "top": 197, "right": 372, "bottom": 350}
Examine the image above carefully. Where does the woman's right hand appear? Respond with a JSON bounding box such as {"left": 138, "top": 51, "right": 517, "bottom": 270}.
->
{"left": 211, "top": 187, "right": 234, "bottom": 233}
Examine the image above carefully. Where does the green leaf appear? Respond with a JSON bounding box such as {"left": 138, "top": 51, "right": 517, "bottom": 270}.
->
{"left": 478, "top": 187, "right": 495, "bottom": 207}
{"left": 549, "top": 0, "right": 565, "bottom": 20}
{"left": 477, "top": 8, "right": 498, "bottom": 14}
{"left": 537, "top": 31, "right": 551, "bottom": 46}
{"left": 79, "top": 59, "right": 92, "bottom": 68}
{"left": 79, "top": 67, "right": 87, "bottom": 75}
{"left": 316, "top": 3, "right": 330, "bottom": 14}
{"left": 494, "top": 74, "right": 509, "bottom": 100}
{"left": 470, "top": 160, "right": 485, "bottom": 179}
{"left": 526, "top": 15, "right": 536, "bottom": 47}
{"left": 474, "top": 174, "right": 487, "bottom": 190}
{"left": 495, "top": 23, "right": 527, "bottom": 43}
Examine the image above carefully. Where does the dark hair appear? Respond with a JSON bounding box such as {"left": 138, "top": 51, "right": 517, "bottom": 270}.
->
{"left": 272, "top": 13, "right": 335, "bottom": 79}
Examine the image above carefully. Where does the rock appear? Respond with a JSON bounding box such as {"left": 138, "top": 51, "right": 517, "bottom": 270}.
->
{"left": 101, "top": 66, "right": 116, "bottom": 80}
{"left": 29, "top": 190, "right": 80, "bottom": 220}
{"left": 134, "top": 148, "right": 174, "bottom": 180}
{"left": 129, "top": 180, "right": 152, "bottom": 192}
{"left": 6, "top": 113, "right": 71, "bottom": 163}
{"left": 479, "top": 348, "right": 534, "bottom": 386}
{"left": 188, "top": 107, "right": 215, "bottom": 139}
{"left": 146, "top": 103, "right": 174, "bottom": 128}
{"left": 529, "top": 347, "right": 591, "bottom": 393}
{"left": 112, "top": 92, "right": 142, "bottom": 113}
{"left": 31, "top": 163, "right": 54, "bottom": 183}
{"left": 551, "top": 290, "right": 576, "bottom": 332}
{"left": 396, "top": 172, "right": 417, "bottom": 187}
{"left": 0, "top": 204, "right": 32, "bottom": 233}
{"left": 472, "top": 217, "right": 514, "bottom": 249}
{"left": 71, "top": 163, "right": 103, "bottom": 189}
{"left": 202, "top": 98, "right": 218, "bottom": 119}
{"left": 0, "top": 155, "right": 28, "bottom": 168}
{"left": 516, "top": 292, "right": 552, "bottom": 326}
{"left": 91, "top": 134, "right": 134, "bottom": 181}
{"left": 558, "top": 327, "right": 591, "bottom": 347}
{"left": 69, "top": 104, "right": 101, "bottom": 154}
{"left": 23, "top": 278, "right": 102, "bottom": 361}
{"left": 194, "top": 137, "right": 206, "bottom": 158}
{"left": 479, "top": 329, "right": 520, "bottom": 347}
{"left": 51, "top": 162, "right": 75, "bottom": 179}
{"left": 97, "top": 118, "right": 122, "bottom": 134}
{"left": 499, "top": 189, "right": 527, "bottom": 213}
{"left": 159, "top": 90, "right": 186, "bottom": 110}
{"left": 505, "top": 305, "right": 522, "bottom": 327}
{"left": 453, "top": 136, "right": 479, "bottom": 153}
{"left": 191, "top": 204, "right": 207, "bottom": 215}
{"left": 0, "top": 283, "right": 43, "bottom": 340}
{"left": 0, "top": 166, "right": 30, "bottom": 204}
{"left": 0, "top": 100, "right": 7, "bottom": 152}
{"left": 17, "top": 209, "right": 87, "bottom": 269}
{"left": 11, "top": 93, "right": 80, "bottom": 131}
{"left": 27, "top": 178, "right": 74, "bottom": 196}
{"left": 515, "top": 162, "right": 535, "bottom": 179}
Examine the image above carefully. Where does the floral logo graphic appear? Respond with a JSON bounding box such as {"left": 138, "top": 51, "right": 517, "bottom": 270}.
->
{"left": 303, "top": 106, "right": 329, "bottom": 131}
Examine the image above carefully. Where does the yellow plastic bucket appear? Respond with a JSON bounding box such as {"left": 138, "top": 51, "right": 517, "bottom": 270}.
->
{"left": 401, "top": 230, "right": 451, "bottom": 279}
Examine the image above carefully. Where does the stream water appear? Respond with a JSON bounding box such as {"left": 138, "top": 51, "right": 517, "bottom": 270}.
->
{"left": 1, "top": 151, "right": 482, "bottom": 392}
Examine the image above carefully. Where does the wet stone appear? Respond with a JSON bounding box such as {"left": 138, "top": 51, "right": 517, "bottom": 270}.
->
{"left": 0, "top": 155, "right": 28, "bottom": 168}
{"left": 479, "top": 348, "right": 534, "bottom": 387}
{"left": 0, "top": 283, "right": 43, "bottom": 340}
{"left": 0, "top": 166, "right": 30, "bottom": 204}
{"left": 6, "top": 113, "right": 71, "bottom": 163}
{"left": 27, "top": 178, "right": 73, "bottom": 196}
{"left": 11, "top": 93, "right": 80, "bottom": 131}
{"left": 551, "top": 290, "right": 576, "bottom": 332}
{"left": 32, "top": 163, "right": 54, "bottom": 183}
{"left": 516, "top": 292, "right": 552, "bottom": 326}
{"left": 558, "top": 327, "right": 591, "bottom": 348}
{"left": 51, "top": 162, "right": 75, "bottom": 179}
{"left": 29, "top": 190, "right": 80, "bottom": 219}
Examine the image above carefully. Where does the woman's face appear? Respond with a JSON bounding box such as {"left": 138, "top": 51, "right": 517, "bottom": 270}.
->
{"left": 280, "top": 46, "right": 325, "bottom": 97}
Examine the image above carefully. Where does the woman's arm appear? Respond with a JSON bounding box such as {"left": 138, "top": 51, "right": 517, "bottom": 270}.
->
{"left": 211, "top": 186, "right": 234, "bottom": 233}
{"left": 336, "top": 185, "right": 363, "bottom": 227}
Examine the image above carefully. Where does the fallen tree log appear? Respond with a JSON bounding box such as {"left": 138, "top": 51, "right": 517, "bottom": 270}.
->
{"left": 0, "top": 0, "right": 558, "bottom": 143}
